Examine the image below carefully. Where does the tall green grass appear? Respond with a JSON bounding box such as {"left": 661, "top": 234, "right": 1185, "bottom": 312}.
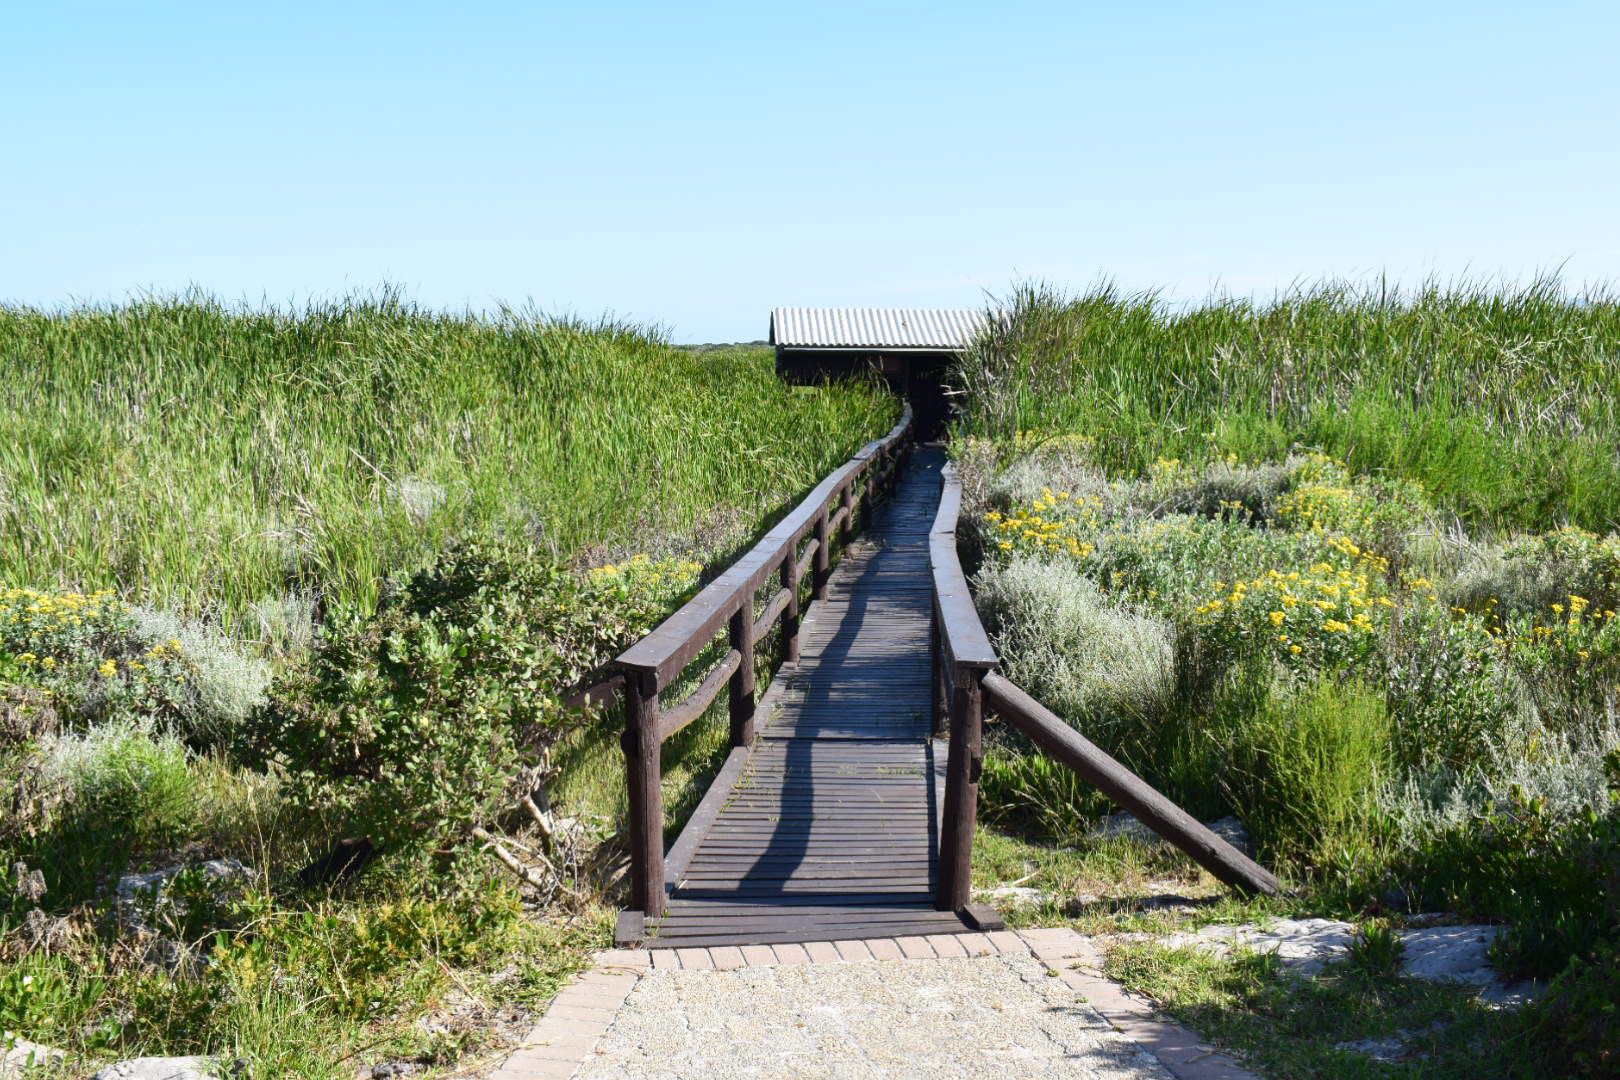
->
{"left": 952, "top": 279, "right": 1620, "bottom": 532}
{"left": 0, "top": 290, "right": 895, "bottom": 627}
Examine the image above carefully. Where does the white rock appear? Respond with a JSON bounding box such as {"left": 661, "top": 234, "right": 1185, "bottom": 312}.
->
{"left": 1161, "top": 917, "right": 1355, "bottom": 974}
{"left": 114, "top": 859, "right": 257, "bottom": 931}
{"left": 1334, "top": 1033, "right": 1410, "bottom": 1063}
{"left": 2, "top": 1034, "right": 65, "bottom": 1074}
{"left": 1154, "top": 917, "right": 1541, "bottom": 1003}
{"left": 116, "top": 859, "right": 255, "bottom": 906}
{"left": 90, "top": 1057, "right": 214, "bottom": 1080}
{"left": 981, "top": 886, "right": 1045, "bottom": 905}
{"left": 1401, "top": 925, "right": 1499, "bottom": 984}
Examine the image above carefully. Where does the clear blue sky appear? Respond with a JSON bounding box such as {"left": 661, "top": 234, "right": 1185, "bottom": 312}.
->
{"left": 4, "top": 1, "right": 1617, "bottom": 342}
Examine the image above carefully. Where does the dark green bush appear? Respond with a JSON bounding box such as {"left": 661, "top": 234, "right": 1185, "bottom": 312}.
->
{"left": 1376, "top": 774, "right": 1620, "bottom": 979}
{"left": 1530, "top": 940, "right": 1620, "bottom": 1077}
{"left": 248, "top": 541, "right": 698, "bottom": 853}
{"left": 1211, "top": 679, "right": 1391, "bottom": 867}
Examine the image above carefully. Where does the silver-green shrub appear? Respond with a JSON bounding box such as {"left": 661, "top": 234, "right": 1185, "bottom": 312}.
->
{"left": 1380, "top": 712, "right": 1620, "bottom": 841}
{"left": 974, "top": 556, "right": 1174, "bottom": 742}
{"left": 129, "top": 607, "right": 271, "bottom": 749}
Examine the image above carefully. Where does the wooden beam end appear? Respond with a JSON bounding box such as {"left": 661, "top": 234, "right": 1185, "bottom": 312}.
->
{"left": 614, "top": 909, "right": 646, "bottom": 947}
{"left": 960, "top": 903, "right": 1005, "bottom": 932}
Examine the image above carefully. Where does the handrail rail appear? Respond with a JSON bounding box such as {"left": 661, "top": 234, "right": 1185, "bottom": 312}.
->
{"left": 930, "top": 461, "right": 998, "bottom": 671}
{"left": 928, "top": 456, "right": 1280, "bottom": 914}
{"left": 610, "top": 403, "right": 915, "bottom": 926}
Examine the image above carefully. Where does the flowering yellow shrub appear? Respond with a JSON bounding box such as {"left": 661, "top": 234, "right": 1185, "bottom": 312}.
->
{"left": 984, "top": 488, "right": 1100, "bottom": 559}
{"left": 586, "top": 553, "right": 702, "bottom": 595}
{"left": 1193, "top": 558, "right": 1395, "bottom": 670}
{"left": 1, "top": 587, "right": 198, "bottom": 722}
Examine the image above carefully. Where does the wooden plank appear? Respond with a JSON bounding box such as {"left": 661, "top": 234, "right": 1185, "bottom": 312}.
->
{"left": 752, "top": 587, "right": 791, "bottom": 644}
{"left": 661, "top": 744, "right": 752, "bottom": 888}
{"left": 561, "top": 670, "right": 624, "bottom": 712}
{"left": 929, "top": 461, "right": 999, "bottom": 670}
{"left": 623, "top": 669, "right": 665, "bottom": 917}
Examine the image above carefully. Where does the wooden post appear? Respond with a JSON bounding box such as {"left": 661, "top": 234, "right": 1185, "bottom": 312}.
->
{"left": 859, "top": 462, "right": 875, "bottom": 530}
{"left": 936, "top": 664, "right": 984, "bottom": 912}
{"left": 622, "top": 669, "right": 666, "bottom": 917}
{"left": 840, "top": 482, "right": 855, "bottom": 537}
{"left": 728, "top": 599, "right": 756, "bottom": 747}
{"left": 781, "top": 549, "right": 801, "bottom": 665}
{"left": 813, "top": 511, "right": 831, "bottom": 601}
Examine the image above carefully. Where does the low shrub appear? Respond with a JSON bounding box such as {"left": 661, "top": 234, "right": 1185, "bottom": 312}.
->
{"left": 1152, "top": 454, "right": 1289, "bottom": 522}
{"left": 127, "top": 607, "right": 271, "bottom": 748}
{"left": 1450, "top": 527, "right": 1620, "bottom": 620}
{"left": 1530, "top": 940, "right": 1620, "bottom": 1077}
{"left": 8, "top": 721, "right": 197, "bottom": 904}
{"left": 979, "top": 747, "right": 1106, "bottom": 840}
{"left": 0, "top": 588, "right": 267, "bottom": 750}
{"left": 1381, "top": 599, "right": 1529, "bottom": 771}
{"left": 1345, "top": 919, "right": 1405, "bottom": 983}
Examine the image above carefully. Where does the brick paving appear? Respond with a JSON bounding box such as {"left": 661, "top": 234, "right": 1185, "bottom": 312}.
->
{"left": 487, "top": 928, "right": 1258, "bottom": 1080}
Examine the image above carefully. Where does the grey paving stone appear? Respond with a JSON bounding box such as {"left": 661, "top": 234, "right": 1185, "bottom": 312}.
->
{"left": 572, "top": 952, "right": 1174, "bottom": 1079}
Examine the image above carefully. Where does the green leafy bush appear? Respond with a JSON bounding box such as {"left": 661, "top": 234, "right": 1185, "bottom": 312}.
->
{"left": 1214, "top": 679, "right": 1392, "bottom": 867}
{"left": 1345, "top": 919, "right": 1405, "bottom": 983}
{"left": 249, "top": 542, "right": 699, "bottom": 852}
{"left": 1382, "top": 600, "right": 1529, "bottom": 771}
{"left": 1531, "top": 940, "right": 1620, "bottom": 1077}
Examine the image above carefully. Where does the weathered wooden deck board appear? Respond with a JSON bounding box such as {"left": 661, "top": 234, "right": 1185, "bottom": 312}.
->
{"left": 650, "top": 446, "right": 970, "bottom": 948}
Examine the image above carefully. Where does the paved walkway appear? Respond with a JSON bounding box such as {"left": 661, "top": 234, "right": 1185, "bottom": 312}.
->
{"left": 490, "top": 929, "right": 1258, "bottom": 1080}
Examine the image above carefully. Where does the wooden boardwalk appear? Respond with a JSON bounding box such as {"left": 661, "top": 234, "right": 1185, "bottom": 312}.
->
{"left": 651, "top": 447, "right": 973, "bottom": 948}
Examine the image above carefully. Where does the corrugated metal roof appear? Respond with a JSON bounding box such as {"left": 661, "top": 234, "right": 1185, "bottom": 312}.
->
{"left": 770, "top": 308, "right": 986, "bottom": 350}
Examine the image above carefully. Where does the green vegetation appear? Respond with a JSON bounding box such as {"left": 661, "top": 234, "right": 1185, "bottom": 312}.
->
{"left": 0, "top": 293, "right": 895, "bottom": 1077}
{"left": 1107, "top": 941, "right": 1533, "bottom": 1078}
{"left": 0, "top": 290, "right": 892, "bottom": 626}
{"left": 954, "top": 282, "right": 1620, "bottom": 1075}
{"left": 953, "top": 280, "right": 1620, "bottom": 532}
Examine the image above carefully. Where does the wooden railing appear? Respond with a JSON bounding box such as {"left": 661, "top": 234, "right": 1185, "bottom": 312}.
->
{"left": 591, "top": 405, "right": 914, "bottom": 926}
{"left": 929, "top": 461, "right": 1282, "bottom": 907}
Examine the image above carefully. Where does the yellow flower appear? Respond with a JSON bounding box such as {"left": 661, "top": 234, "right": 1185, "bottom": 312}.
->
{"left": 1269, "top": 611, "right": 1285, "bottom": 626}
{"left": 98, "top": 659, "right": 118, "bottom": 678}
{"left": 1289, "top": 644, "right": 1302, "bottom": 655}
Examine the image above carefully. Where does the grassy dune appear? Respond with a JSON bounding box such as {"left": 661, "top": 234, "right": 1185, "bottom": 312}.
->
{"left": 952, "top": 280, "right": 1620, "bottom": 532}
{"left": 0, "top": 291, "right": 894, "bottom": 627}
{"left": 956, "top": 281, "right": 1620, "bottom": 1075}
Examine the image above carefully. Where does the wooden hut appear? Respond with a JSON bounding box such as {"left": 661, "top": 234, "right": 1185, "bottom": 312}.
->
{"left": 770, "top": 308, "right": 985, "bottom": 438}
